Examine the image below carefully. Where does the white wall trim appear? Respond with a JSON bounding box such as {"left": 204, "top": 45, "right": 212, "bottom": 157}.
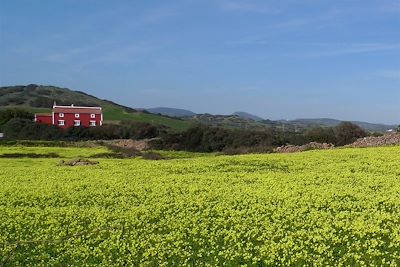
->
{"left": 53, "top": 105, "right": 102, "bottom": 110}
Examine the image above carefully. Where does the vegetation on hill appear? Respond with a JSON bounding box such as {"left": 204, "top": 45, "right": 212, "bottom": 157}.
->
{"left": 190, "top": 113, "right": 269, "bottom": 130}
{"left": 287, "top": 118, "right": 395, "bottom": 132}
{"left": 0, "top": 85, "right": 192, "bottom": 131}
{"left": 233, "top": 111, "right": 264, "bottom": 121}
{"left": 145, "top": 107, "right": 196, "bottom": 117}
{"left": 187, "top": 113, "right": 393, "bottom": 133}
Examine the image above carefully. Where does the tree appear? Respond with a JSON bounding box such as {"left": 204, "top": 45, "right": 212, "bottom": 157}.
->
{"left": 2, "top": 118, "right": 63, "bottom": 140}
{"left": 334, "top": 122, "right": 366, "bottom": 146}
{"left": 305, "top": 127, "right": 336, "bottom": 144}
{"left": 0, "top": 108, "right": 34, "bottom": 126}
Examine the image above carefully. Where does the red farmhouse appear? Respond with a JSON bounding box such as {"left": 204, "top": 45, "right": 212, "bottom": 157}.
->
{"left": 35, "top": 104, "right": 103, "bottom": 129}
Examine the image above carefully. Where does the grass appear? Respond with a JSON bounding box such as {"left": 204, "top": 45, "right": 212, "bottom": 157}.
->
{"left": 102, "top": 105, "right": 193, "bottom": 131}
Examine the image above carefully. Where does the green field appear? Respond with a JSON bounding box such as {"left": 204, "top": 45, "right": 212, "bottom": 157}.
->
{"left": 1, "top": 146, "right": 400, "bottom": 266}
{"left": 102, "top": 106, "right": 193, "bottom": 131}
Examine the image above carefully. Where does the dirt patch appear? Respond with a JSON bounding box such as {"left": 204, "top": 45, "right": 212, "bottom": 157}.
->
{"left": 346, "top": 133, "right": 400, "bottom": 148}
{"left": 58, "top": 159, "right": 99, "bottom": 166}
{"left": 142, "top": 152, "right": 164, "bottom": 160}
{"left": 275, "top": 142, "right": 334, "bottom": 153}
{"left": 100, "top": 139, "right": 154, "bottom": 151}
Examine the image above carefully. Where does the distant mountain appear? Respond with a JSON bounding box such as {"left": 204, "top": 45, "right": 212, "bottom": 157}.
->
{"left": 233, "top": 112, "right": 264, "bottom": 122}
{"left": 186, "top": 113, "right": 395, "bottom": 132}
{"left": 146, "top": 107, "right": 196, "bottom": 117}
{"left": 287, "top": 118, "right": 396, "bottom": 132}
{"left": 191, "top": 113, "right": 269, "bottom": 130}
{"left": 0, "top": 84, "right": 192, "bottom": 131}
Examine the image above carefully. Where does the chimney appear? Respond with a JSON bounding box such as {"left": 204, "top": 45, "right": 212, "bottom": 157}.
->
{"left": 71, "top": 104, "right": 74, "bottom": 107}
{"left": 53, "top": 101, "right": 57, "bottom": 108}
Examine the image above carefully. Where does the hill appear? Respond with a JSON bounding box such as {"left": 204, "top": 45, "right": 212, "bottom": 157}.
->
{"left": 233, "top": 111, "right": 264, "bottom": 122}
{"left": 146, "top": 107, "right": 196, "bottom": 117}
{"left": 191, "top": 113, "right": 269, "bottom": 130}
{"left": 188, "top": 114, "right": 394, "bottom": 133}
{"left": 289, "top": 118, "right": 395, "bottom": 132}
{"left": 0, "top": 85, "right": 192, "bottom": 131}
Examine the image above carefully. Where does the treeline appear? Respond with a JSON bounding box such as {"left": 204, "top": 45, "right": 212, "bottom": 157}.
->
{"left": 0, "top": 108, "right": 370, "bottom": 152}
{"left": 303, "top": 122, "right": 368, "bottom": 146}
{"left": 152, "top": 122, "right": 368, "bottom": 153}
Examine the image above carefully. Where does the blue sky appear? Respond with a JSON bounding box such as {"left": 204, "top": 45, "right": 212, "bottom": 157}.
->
{"left": 1, "top": 0, "right": 399, "bottom": 124}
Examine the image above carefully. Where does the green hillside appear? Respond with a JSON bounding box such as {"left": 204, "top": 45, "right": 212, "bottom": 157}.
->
{"left": 0, "top": 84, "right": 192, "bottom": 131}
{"left": 191, "top": 113, "right": 270, "bottom": 130}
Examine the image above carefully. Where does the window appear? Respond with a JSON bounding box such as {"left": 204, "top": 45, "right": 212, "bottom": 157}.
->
{"left": 75, "top": 113, "right": 80, "bottom": 118}
{"left": 89, "top": 121, "right": 96, "bottom": 127}
{"left": 59, "top": 113, "right": 64, "bottom": 118}
{"left": 90, "top": 114, "right": 96, "bottom": 118}
{"left": 74, "top": 120, "right": 81, "bottom": 126}
{"left": 58, "top": 120, "right": 65, "bottom": 126}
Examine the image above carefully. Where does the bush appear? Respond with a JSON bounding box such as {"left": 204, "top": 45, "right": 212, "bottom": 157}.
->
{"left": 154, "top": 125, "right": 293, "bottom": 153}
{"left": 305, "top": 127, "right": 336, "bottom": 144}
{"left": 1, "top": 118, "right": 163, "bottom": 141}
{"left": 334, "top": 122, "right": 367, "bottom": 146}
{"left": 0, "top": 108, "right": 34, "bottom": 126}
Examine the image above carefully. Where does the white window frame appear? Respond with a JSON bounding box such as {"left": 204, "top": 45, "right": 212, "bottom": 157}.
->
{"left": 90, "top": 114, "right": 96, "bottom": 119}
{"left": 75, "top": 113, "right": 80, "bottom": 118}
{"left": 58, "top": 120, "right": 65, "bottom": 126}
{"left": 59, "top": 113, "right": 64, "bottom": 118}
{"left": 89, "top": 121, "right": 96, "bottom": 127}
{"left": 74, "top": 120, "right": 81, "bottom": 126}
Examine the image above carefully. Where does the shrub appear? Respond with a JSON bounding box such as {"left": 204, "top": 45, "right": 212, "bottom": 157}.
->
{"left": 0, "top": 108, "right": 34, "bottom": 126}
{"left": 304, "top": 127, "right": 336, "bottom": 144}
{"left": 334, "top": 122, "right": 367, "bottom": 146}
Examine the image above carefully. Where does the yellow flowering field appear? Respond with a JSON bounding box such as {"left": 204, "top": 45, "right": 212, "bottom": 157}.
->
{"left": 1, "top": 146, "right": 400, "bottom": 266}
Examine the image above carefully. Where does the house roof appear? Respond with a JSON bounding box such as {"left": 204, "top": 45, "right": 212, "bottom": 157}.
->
{"left": 53, "top": 105, "right": 102, "bottom": 114}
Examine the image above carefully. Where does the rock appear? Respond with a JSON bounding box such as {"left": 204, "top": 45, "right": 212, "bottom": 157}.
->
{"left": 346, "top": 133, "right": 400, "bottom": 148}
{"left": 275, "top": 142, "right": 334, "bottom": 153}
